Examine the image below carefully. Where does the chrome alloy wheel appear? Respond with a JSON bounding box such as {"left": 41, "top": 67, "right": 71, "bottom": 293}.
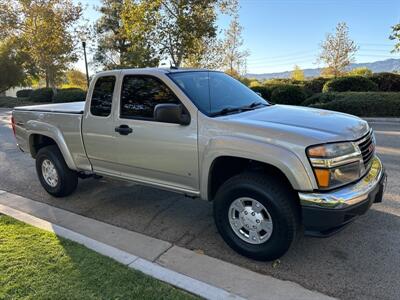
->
{"left": 41, "top": 159, "right": 59, "bottom": 187}
{"left": 228, "top": 197, "right": 273, "bottom": 244}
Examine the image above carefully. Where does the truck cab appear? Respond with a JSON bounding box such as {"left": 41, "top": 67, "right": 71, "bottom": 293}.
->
{"left": 82, "top": 69, "right": 200, "bottom": 195}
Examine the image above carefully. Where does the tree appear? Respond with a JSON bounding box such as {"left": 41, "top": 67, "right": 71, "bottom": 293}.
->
{"left": 61, "top": 69, "right": 88, "bottom": 90}
{"left": 0, "top": 0, "right": 82, "bottom": 92}
{"left": 318, "top": 22, "right": 358, "bottom": 77}
{"left": 152, "top": 0, "right": 221, "bottom": 67}
{"left": 181, "top": 0, "right": 239, "bottom": 69}
{"left": 291, "top": 65, "right": 305, "bottom": 81}
{"left": 0, "top": 41, "right": 26, "bottom": 93}
{"left": 320, "top": 67, "right": 335, "bottom": 78}
{"left": 347, "top": 67, "right": 372, "bottom": 77}
{"left": 93, "top": 0, "right": 237, "bottom": 69}
{"left": 93, "top": 0, "right": 159, "bottom": 69}
{"left": 221, "top": 13, "right": 249, "bottom": 75}
{"left": 390, "top": 23, "right": 400, "bottom": 53}
{"left": 182, "top": 36, "right": 224, "bottom": 69}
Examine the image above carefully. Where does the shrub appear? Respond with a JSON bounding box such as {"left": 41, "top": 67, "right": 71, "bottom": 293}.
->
{"left": 264, "top": 78, "right": 305, "bottom": 85}
{"left": 322, "top": 76, "right": 378, "bottom": 93}
{"left": 250, "top": 86, "right": 273, "bottom": 99}
{"left": 369, "top": 72, "right": 400, "bottom": 92}
{"left": 304, "top": 77, "right": 330, "bottom": 94}
{"left": 347, "top": 67, "right": 373, "bottom": 77}
{"left": 16, "top": 89, "right": 33, "bottom": 98}
{"left": 310, "top": 92, "right": 400, "bottom": 117}
{"left": 302, "top": 92, "right": 338, "bottom": 106}
{"left": 0, "top": 96, "right": 45, "bottom": 108}
{"left": 29, "top": 88, "right": 54, "bottom": 102}
{"left": 270, "top": 84, "right": 306, "bottom": 105}
{"left": 53, "top": 88, "right": 86, "bottom": 103}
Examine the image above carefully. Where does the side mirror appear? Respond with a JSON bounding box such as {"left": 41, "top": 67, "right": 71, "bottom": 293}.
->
{"left": 154, "top": 103, "right": 190, "bottom": 125}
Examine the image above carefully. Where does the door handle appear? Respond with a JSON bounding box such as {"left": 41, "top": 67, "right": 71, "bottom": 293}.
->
{"left": 115, "top": 124, "right": 133, "bottom": 135}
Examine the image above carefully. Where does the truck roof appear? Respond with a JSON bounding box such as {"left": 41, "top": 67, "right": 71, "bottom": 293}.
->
{"left": 95, "top": 67, "right": 216, "bottom": 76}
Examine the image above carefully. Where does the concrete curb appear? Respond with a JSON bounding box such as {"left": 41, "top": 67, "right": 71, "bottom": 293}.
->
{"left": 0, "top": 190, "right": 335, "bottom": 300}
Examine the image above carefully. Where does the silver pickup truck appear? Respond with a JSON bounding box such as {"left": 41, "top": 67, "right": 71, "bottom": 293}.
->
{"left": 11, "top": 68, "right": 386, "bottom": 260}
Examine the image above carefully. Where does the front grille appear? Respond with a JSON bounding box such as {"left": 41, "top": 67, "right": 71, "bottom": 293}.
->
{"left": 356, "top": 130, "right": 375, "bottom": 166}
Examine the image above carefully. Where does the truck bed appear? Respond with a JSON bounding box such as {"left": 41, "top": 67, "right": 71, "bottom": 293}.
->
{"left": 12, "top": 101, "right": 90, "bottom": 172}
{"left": 14, "top": 102, "right": 85, "bottom": 114}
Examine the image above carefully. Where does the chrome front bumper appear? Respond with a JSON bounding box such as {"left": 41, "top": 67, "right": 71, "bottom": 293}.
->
{"left": 299, "top": 156, "right": 385, "bottom": 210}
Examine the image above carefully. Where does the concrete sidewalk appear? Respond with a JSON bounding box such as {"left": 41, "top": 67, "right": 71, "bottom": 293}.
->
{"left": 0, "top": 190, "right": 333, "bottom": 300}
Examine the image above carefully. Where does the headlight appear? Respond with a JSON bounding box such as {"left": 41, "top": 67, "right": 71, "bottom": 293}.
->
{"left": 307, "top": 142, "right": 363, "bottom": 189}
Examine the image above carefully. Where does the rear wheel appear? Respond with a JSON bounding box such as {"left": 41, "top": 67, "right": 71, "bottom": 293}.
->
{"left": 213, "top": 172, "right": 300, "bottom": 261}
{"left": 36, "top": 145, "right": 78, "bottom": 197}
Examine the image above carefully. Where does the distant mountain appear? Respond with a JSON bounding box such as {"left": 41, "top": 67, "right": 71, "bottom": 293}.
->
{"left": 246, "top": 58, "right": 400, "bottom": 80}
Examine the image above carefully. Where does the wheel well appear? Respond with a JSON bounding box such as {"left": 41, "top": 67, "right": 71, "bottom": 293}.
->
{"left": 208, "top": 156, "right": 294, "bottom": 200}
{"left": 29, "top": 134, "right": 57, "bottom": 158}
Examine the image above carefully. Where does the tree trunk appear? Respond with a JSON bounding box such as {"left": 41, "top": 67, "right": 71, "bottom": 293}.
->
{"left": 174, "top": 53, "right": 182, "bottom": 68}
{"left": 48, "top": 68, "right": 57, "bottom": 95}
{"left": 45, "top": 69, "right": 49, "bottom": 88}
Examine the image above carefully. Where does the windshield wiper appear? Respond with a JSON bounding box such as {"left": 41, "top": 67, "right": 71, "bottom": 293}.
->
{"left": 209, "top": 107, "right": 243, "bottom": 117}
{"left": 247, "top": 101, "right": 268, "bottom": 108}
{"left": 210, "top": 102, "right": 268, "bottom": 117}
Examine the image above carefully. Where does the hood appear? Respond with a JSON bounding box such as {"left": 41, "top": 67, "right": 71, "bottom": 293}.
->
{"left": 224, "top": 105, "right": 369, "bottom": 143}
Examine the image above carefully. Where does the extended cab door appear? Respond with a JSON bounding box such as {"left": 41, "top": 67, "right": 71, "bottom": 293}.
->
{"left": 82, "top": 73, "right": 120, "bottom": 175}
{"left": 113, "top": 72, "right": 199, "bottom": 193}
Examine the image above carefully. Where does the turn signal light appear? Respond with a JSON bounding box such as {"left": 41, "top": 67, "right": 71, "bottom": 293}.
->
{"left": 314, "top": 169, "right": 330, "bottom": 188}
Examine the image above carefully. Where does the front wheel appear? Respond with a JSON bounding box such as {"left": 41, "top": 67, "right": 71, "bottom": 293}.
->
{"left": 213, "top": 173, "right": 300, "bottom": 261}
{"left": 36, "top": 145, "right": 78, "bottom": 197}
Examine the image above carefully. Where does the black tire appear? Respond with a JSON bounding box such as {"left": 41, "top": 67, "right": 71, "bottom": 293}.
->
{"left": 213, "top": 172, "right": 300, "bottom": 261}
{"left": 35, "top": 145, "right": 78, "bottom": 197}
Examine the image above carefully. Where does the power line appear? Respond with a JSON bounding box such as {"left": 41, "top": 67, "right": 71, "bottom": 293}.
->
{"left": 248, "top": 54, "right": 317, "bottom": 63}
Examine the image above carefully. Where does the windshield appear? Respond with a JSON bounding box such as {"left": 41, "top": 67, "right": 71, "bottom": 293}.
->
{"left": 168, "top": 71, "right": 268, "bottom": 116}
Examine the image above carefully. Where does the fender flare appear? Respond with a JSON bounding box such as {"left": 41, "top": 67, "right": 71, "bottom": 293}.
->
{"left": 200, "top": 136, "right": 315, "bottom": 200}
{"left": 27, "top": 120, "right": 77, "bottom": 170}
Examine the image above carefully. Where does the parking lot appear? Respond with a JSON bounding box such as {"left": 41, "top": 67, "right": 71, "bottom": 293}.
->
{"left": 1, "top": 108, "right": 399, "bottom": 300}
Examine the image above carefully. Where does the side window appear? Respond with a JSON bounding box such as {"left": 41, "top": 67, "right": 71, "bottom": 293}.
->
{"left": 90, "top": 76, "right": 116, "bottom": 117}
{"left": 120, "top": 75, "right": 180, "bottom": 120}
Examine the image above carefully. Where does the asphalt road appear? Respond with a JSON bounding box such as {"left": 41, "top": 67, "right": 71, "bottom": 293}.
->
{"left": 1, "top": 108, "right": 399, "bottom": 300}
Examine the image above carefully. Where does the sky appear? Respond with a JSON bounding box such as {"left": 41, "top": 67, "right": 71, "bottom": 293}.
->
{"left": 75, "top": 0, "right": 400, "bottom": 75}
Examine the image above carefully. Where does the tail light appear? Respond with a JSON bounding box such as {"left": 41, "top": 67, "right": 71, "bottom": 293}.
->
{"left": 11, "top": 116, "right": 16, "bottom": 136}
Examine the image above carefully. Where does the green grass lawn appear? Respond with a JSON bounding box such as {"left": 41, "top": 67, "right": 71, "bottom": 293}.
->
{"left": 0, "top": 215, "right": 198, "bottom": 300}
{"left": 0, "top": 96, "right": 50, "bottom": 108}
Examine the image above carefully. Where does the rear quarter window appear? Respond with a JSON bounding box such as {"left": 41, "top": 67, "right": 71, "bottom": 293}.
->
{"left": 90, "top": 76, "right": 116, "bottom": 117}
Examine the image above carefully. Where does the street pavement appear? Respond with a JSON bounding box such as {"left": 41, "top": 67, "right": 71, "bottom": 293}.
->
{"left": 1, "top": 108, "right": 399, "bottom": 300}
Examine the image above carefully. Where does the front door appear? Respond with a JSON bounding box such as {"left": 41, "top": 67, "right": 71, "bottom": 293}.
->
{"left": 114, "top": 74, "right": 199, "bottom": 193}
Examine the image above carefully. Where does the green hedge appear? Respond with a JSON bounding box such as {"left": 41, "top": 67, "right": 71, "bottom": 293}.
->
{"left": 16, "top": 89, "right": 33, "bottom": 98}
{"left": 310, "top": 92, "right": 400, "bottom": 117}
{"left": 369, "top": 72, "right": 400, "bottom": 92}
{"left": 29, "top": 88, "right": 54, "bottom": 102}
{"left": 303, "top": 77, "right": 330, "bottom": 94}
{"left": 271, "top": 85, "right": 306, "bottom": 105}
{"left": 303, "top": 92, "right": 340, "bottom": 106}
{"left": 53, "top": 88, "right": 86, "bottom": 103}
{"left": 250, "top": 86, "right": 273, "bottom": 99}
{"left": 323, "top": 76, "right": 378, "bottom": 93}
